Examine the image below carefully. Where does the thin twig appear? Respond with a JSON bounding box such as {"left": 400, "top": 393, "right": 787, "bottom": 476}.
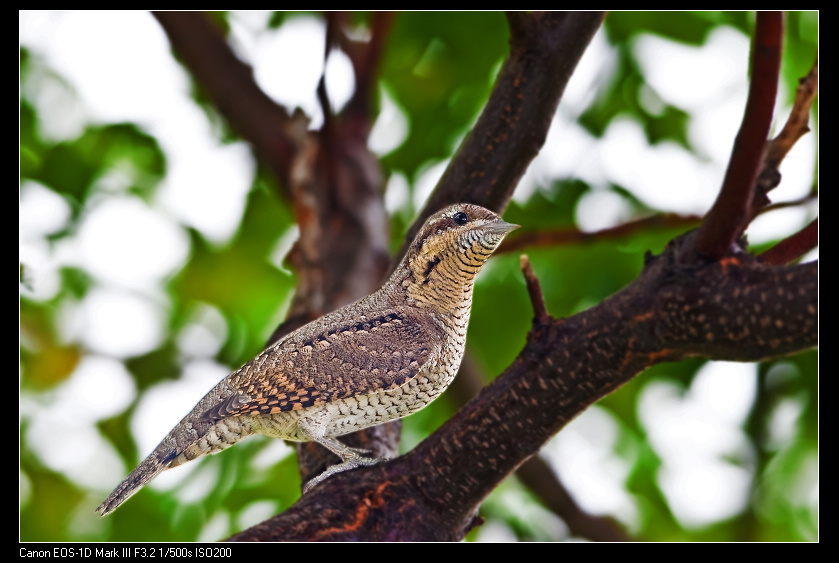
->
{"left": 764, "top": 59, "right": 818, "bottom": 172}
{"left": 496, "top": 198, "right": 815, "bottom": 257}
{"left": 751, "top": 58, "right": 818, "bottom": 218}
{"left": 759, "top": 218, "right": 818, "bottom": 265}
{"left": 316, "top": 14, "right": 335, "bottom": 124}
{"left": 759, "top": 194, "right": 818, "bottom": 214}
{"left": 497, "top": 213, "right": 702, "bottom": 255}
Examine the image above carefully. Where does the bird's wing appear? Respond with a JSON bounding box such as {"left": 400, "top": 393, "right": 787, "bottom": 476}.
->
{"left": 202, "top": 310, "right": 437, "bottom": 421}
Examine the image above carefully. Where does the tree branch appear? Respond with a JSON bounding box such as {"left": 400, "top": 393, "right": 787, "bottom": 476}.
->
{"left": 448, "top": 350, "right": 632, "bottom": 542}
{"left": 393, "top": 11, "right": 606, "bottom": 263}
{"left": 342, "top": 12, "right": 396, "bottom": 122}
{"left": 514, "top": 455, "right": 632, "bottom": 542}
{"left": 498, "top": 213, "right": 703, "bottom": 255}
{"left": 230, "top": 229, "right": 816, "bottom": 541}
{"left": 520, "top": 255, "right": 550, "bottom": 326}
{"left": 152, "top": 11, "right": 306, "bottom": 194}
{"left": 696, "top": 12, "right": 783, "bottom": 259}
{"left": 760, "top": 193, "right": 818, "bottom": 214}
{"left": 755, "top": 57, "right": 818, "bottom": 203}
{"left": 759, "top": 218, "right": 818, "bottom": 265}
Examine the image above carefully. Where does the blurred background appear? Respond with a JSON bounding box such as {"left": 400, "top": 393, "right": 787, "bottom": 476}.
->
{"left": 20, "top": 11, "right": 817, "bottom": 541}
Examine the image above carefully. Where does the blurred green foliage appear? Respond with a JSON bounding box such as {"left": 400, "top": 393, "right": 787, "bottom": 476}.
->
{"left": 20, "top": 11, "right": 817, "bottom": 542}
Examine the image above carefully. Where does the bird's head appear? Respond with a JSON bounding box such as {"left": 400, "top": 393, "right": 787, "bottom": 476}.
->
{"left": 400, "top": 204, "right": 519, "bottom": 298}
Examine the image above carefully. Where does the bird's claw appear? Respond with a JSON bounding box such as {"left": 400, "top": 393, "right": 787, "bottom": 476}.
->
{"left": 302, "top": 456, "right": 388, "bottom": 494}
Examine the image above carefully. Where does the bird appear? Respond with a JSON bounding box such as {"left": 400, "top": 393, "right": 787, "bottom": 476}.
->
{"left": 96, "top": 203, "right": 518, "bottom": 516}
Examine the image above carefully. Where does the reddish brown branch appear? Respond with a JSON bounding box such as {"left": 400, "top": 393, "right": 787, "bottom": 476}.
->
{"left": 152, "top": 12, "right": 305, "bottom": 194}
{"left": 515, "top": 456, "right": 632, "bottom": 542}
{"left": 447, "top": 353, "right": 631, "bottom": 541}
{"left": 344, "top": 12, "right": 396, "bottom": 121}
{"left": 498, "top": 213, "right": 702, "bottom": 255}
{"left": 759, "top": 218, "right": 818, "bottom": 265}
{"left": 765, "top": 59, "right": 818, "bottom": 173}
{"left": 696, "top": 12, "right": 783, "bottom": 259}
{"left": 760, "top": 194, "right": 818, "bottom": 214}
{"left": 496, "top": 200, "right": 813, "bottom": 257}
{"left": 751, "top": 58, "right": 818, "bottom": 219}
{"left": 520, "top": 255, "right": 550, "bottom": 325}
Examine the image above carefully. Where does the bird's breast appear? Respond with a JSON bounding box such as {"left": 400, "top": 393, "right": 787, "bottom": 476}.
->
{"left": 320, "top": 352, "right": 463, "bottom": 437}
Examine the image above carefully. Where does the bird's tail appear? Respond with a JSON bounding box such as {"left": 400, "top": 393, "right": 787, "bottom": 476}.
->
{"left": 96, "top": 387, "right": 254, "bottom": 516}
{"left": 95, "top": 443, "right": 178, "bottom": 516}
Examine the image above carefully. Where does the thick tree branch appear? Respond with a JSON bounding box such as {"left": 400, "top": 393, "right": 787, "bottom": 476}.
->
{"left": 448, "top": 352, "right": 632, "bottom": 542}
{"left": 394, "top": 11, "right": 606, "bottom": 263}
{"left": 696, "top": 12, "right": 783, "bottom": 259}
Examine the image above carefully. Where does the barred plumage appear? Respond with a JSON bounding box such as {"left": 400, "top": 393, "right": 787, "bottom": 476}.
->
{"left": 96, "top": 203, "right": 517, "bottom": 516}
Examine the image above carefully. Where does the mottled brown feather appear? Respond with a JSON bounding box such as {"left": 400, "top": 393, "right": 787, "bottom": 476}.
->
{"left": 202, "top": 311, "right": 437, "bottom": 419}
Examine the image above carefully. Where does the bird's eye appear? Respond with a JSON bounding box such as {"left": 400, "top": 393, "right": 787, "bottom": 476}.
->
{"left": 452, "top": 211, "right": 468, "bottom": 225}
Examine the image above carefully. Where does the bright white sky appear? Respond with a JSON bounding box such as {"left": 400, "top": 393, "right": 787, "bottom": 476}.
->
{"left": 19, "top": 11, "right": 817, "bottom": 540}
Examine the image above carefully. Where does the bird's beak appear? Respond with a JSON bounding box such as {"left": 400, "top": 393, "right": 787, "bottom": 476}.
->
{"left": 487, "top": 220, "right": 520, "bottom": 235}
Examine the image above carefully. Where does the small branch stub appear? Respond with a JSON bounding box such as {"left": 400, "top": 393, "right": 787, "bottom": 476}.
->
{"left": 520, "top": 254, "right": 550, "bottom": 325}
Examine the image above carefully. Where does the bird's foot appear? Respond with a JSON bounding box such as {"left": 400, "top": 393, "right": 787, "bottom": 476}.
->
{"left": 345, "top": 445, "right": 375, "bottom": 456}
{"left": 302, "top": 455, "right": 387, "bottom": 494}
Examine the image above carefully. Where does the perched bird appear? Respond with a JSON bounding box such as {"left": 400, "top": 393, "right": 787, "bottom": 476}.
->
{"left": 96, "top": 203, "right": 518, "bottom": 516}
